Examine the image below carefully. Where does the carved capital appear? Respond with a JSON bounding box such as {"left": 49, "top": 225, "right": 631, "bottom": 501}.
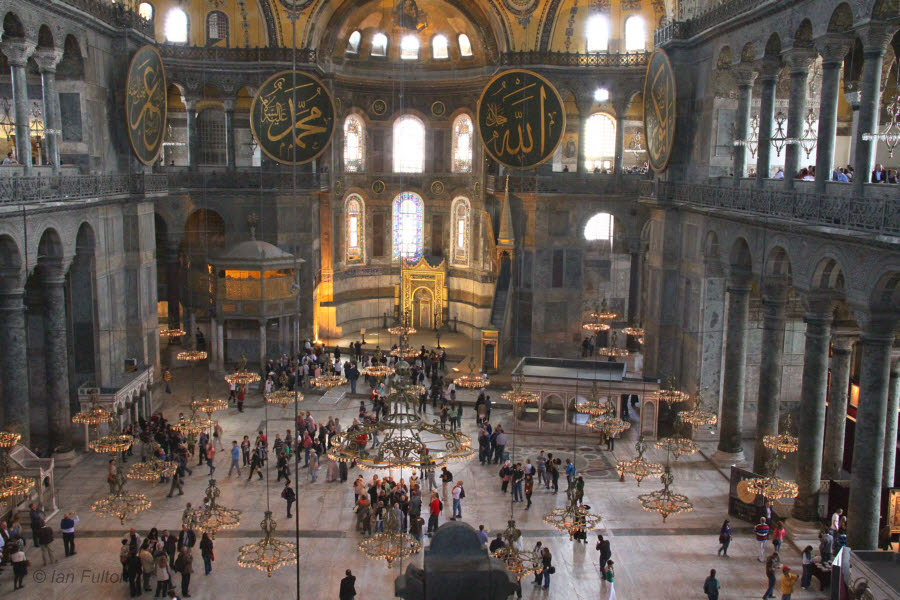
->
{"left": 222, "top": 98, "right": 236, "bottom": 112}
{"left": 783, "top": 48, "right": 817, "bottom": 74}
{"left": 32, "top": 48, "right": 63, "bottom": 73}
{"left": 831, "top": 328, "right": 858, "bottom": 353}
{"left": 0, "top": 38, "right": 36, "bottom": 68}
{"left": 732, "top": 65, "right": 758, "bottom": 87}
{"left": 815, "top": 34, "right": 853, "bottom": 66}
{"left": 856, "top": 23, "right": 894, "bottom": 55}
{"left": 756, "top": 56, "right": 783, "bottom": 81}
{"left": 611, "top": 94, "right": 634, "bottom": 117}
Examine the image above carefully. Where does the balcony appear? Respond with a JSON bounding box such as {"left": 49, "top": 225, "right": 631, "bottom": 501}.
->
{"left": 164, "top": 168, "right": 326, "bottom": 192}
{"left": 0, "top": 173, "right": 166, "bottom": 204}
{"left": 485, "top": 173, "right": 648, "bottom": 195}
{"left": 654, "top": 0, "right": 773, "bottom": 46}
{"left": 61, "top": 0, "right": 154, "bottom": 38}
{"left": 500, "top": 51, "right": 649, "bottom": 69}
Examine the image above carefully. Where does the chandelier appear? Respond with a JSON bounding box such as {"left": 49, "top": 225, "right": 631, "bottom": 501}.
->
{"left": 159, "top": 327, "right": 186, "bottom": 338}
{"left": 177, "top": 349, "right": 207, "bottom": 362}
{"left": 162, "top": 123, "right": 186, "bottom": 148}
{"left": 798, "top": 108, "right": 818, "bottom": 159}
{"left": 543, "top": 488, "right": 602, "bottom": 540}
{"left": 588, "top": 398, "right": 631, "bottom": 439}
{"left": 596, "top": 346, "right": 630, "bottom": 358}
{"left": 862, "top": 61, "right": 900, "bottom": 157}
{"left": 358, "top": 505, "right": 421, "bottom": 568}
{"left": 575, "top": 382, "right": 613, "bottom": 416}
{"left": 677, "top": 392, "right": 718, "bottom": 428}
{"left": 748, "top": 440, "right": 798, "bottom": 501}
{"left": 653, "top": 435, "right": 697, "bottom": 460}
{"left": 225, "top": 354, "right": 261, "bottom": 386}
{"left": 311, "top": 373, "right": 347, "bottom": 389}
{"left": 616, "top": 436, "right": 663, "bottom": 486}
{"left": 501, "top": 373, "right": 539, "bottom": 405}
{"left": 0, "top": 98, "right": 15, "bottom": 141}
{"left": 238, "top": 511, "right": 299, "bottom": 577}
{"left": 637, "top": 466, "right": 693, "bottom": 523}
{"left": 492, "top": 520, "right": 542, "bottom": 579}
{"left": 174, "top": 408, "right": 214, "bottom": 436}
{"left": 763, "top": 414, "right": 798, "bottom": 455}
{"left": 91, "top": 426, "right": 150, "bottom": 524}
{"left": 266, "top": 373, "right": 303, "bottom": 409}
{"left": 88, "top": 422, "right": 134, "bottom": 454}
{"left": 454, "top": 357, "right": 489, "bottom": 389}
{"left": 185, "top": 479, "right": 242, "bottom": 539}
{"left": 0, "top": 431, "right": 34, "bottom": 500}
{"left": 363, "top": 364, "right": 394, "bottom": 379}
{"left": 582, "top": 298, "right": 615, "bottom": 332}
{"left": 127, "top": 454, "right": 178, "bottom": 482}
{"left": 768, "top": 111, "right": 802, "bottom": 157}
{"left": 72, "top": 390, "right": 114, "bottom": 429}
{"left": 622, "top": 326, "right": 644, "bottom": 337}
{"left": 652, "top": 376, "right": 688, "bottom": 405}
{"left": 732, "top": 114, "right": 761, "bottom": 158}
{"left": 192, "top": 396, "right": 229, "bottom": 419}
{"left": 387, "top": 308, "right": 417, "bottom": 336}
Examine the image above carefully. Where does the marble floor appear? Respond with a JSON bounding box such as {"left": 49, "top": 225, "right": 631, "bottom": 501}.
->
{"left": 1, "top": 373, "right": 827, "bottom": 599}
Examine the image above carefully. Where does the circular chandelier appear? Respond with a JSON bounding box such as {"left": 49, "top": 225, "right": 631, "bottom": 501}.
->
{"left": 587, "top": 398, "right": 631, "bottom": 438}
{"left": 174, "top": 412, "right": 214, "bottom": 436}
{"left": 501, "top": 373, "right": 539, "bottom": 405}
{"left": 238, "top": 511, "right": 299, "bottom": 577}
{"left": 89, "top": 432, "right": 133, "bottom": 454}
{"left": 358, "top": 505, "right": 421, "bottom": 568}
{"left": 454, "top": 357, "right": 489, "bottom": 389}
{"left": 677, "top": 392, "right": 718, "bottom": 428}
{"left": 762, "top": 415, "right": 798, "bottom": 454}
{"left": 654, "top": 436, "right": 697, "bottom": 460}
{"left": 387, "top": 308, "right": 417, "bottom": 336}
{"left": 177, "top": 349, "right": 207, "bottom": 362}
{"left": 192, "top": 397, "right": 229, "bottom": 419}
{"left": 543, "top": 489, "right": 602, "bottom": 540}
{"left": 159, "top": 327, "right": 186, "bottom": 338}
{"left": 389, "top": 344, "right": 419, "bottom": 359}
{"left": 266, "top": 387, "right": 303, "bottom": 409}
{"left": 492, "top": 520, "right": 542, "bottom": 580}
{"left": 127, "top": 457, "right": 178, "bottom": 482}
{"left": 652, "top": 376, "right": 688, "bottom": 405}
{"left": 311, "top": 374, "right": 347, "bottom": 389}
{"left": 72, "top": 390, "right": 114, "bottom": 429}
{"left": 746, "top": 475, "right": 799, "bottom": 501}
{"left": 596, "top": 346, "right": 630, "bottom": 358}
{"left": 92, "top": 456, "right": 150, "bottom": 524}
{"left": 623, "top": 326, "right": 645, "bottom": 337}
{"left": 0, "top": 431, "right": 34, "bottom": 500}
{"left": 638, "top": 466, "right": 693, "bottom": 522}
{"left": 363, "top": 364, "right": 394, "bottom": 379}
{"left": 575, "top": 382, "right": 613, "bottom": 416}
{"left": 224, "top": 354, "right": 260, "bottom": 386}
{"left": 185, "top": 479, "right": 241, "bottom": 539}
{"left": 616, "top": 436, "right": 663, "bottom": 486}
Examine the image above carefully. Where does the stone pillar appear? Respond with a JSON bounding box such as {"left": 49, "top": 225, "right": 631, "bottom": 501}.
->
{"left": 847, "top": 318, "right": 896, "bottom": 549}
{"left": 814, "top": 37, "right": 852, "bottom": 193}
{"left": 217, "top": 321, "right": 225, "bottom": 371}
{"left": 755, "top": 61, "right": 779, "bottom": 187}
{"left": 752, "top": 280, "right": 788, "bottom": 474}
{"left": 822, "top": 332, "right": 856, "bottom": 480}
{"left": 612, "top": 96, "right": 631, "bottom": 176}
{"left": 1, "top": 38, "right": 36, "bottom": 174}
{"left": 165, "top": 241, "right": 181, "bottom": 330}
{"left": 259, "top": 320, "right": 267, "bottom": 372}
{"left": 782, "top": 49, "right": 816, "bottom": 189}
{"left": 209, "top": 316, "right": 218, "bottom": 372}
{"left": 732, "top": 67, "right": 757, "bottom": 183}
{"left": 32, "top": 48, "right": 63, "bottom": 175}
{"left": 792, "top": 300, "right": 835, "bottom": 521}
{"left": 0, "top": 288, "right": 30, "bottom": 445}
{"left": 224, "top": 100, "right": 236, "bottom": 169}
{"left": 184, "top": 97, "right": 198, "bottom": 169}
{"left": 715, "top": 275, "right": 752, "bottom": 458}
{"left": 41, "top": 268, "right": 73, "bottom": 456}
{"left": 883, "top": 353, "right": 900, "bottom": 487}
{"left": 853, "top": 25, "right": 894, "bottom": 196}
{"left": 627, "top": 239, "right": 642, "bottom": 325}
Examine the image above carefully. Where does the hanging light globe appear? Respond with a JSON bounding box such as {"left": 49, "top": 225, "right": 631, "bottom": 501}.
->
{"left": 492, "top": 520, "right": 542, "bottom": 580}
{"left": 654, "top": 436, "right": 697, "bottom": 460}
{"left": 185, "top": 479, "right": 241, "bottom": 539}
{"left": 238, "top": 511, "right": 299, "bottom": 577}
{"left": 637, "top": 466, "right": 693, "bottom": 522}
{"left": 677, "top": 392, "right": 718, "bottom": 428}
{"left": 615, "top": 437, "right": 663, "bottom": 486}
{"left": 357, "top": 508, "right": 420, "bottom": 568}
{"left": 501, "top": 373, "right": 539, "bottom": 405}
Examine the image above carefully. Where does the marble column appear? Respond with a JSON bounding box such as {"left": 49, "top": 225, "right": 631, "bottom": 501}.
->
{"left": 755, "top": 61, "right": 779, "bottom": 187}
{"left": 165, "top": 241, "right": 181, "bottom": 330}
{"left": 732, "top": 67, "right": 757, "bottom": 183}
{"left": 752, "top": 280, "right": 788, "bottom": 474}
{"left": 259, "top": 320, "right": 267, "bottom": 373}
{"left": 883, "top": 353, "right": 900, "bottom": 487}
{"left": 1, "top": 38, "right": 36, "bottom": 174}
{"left": 224, "top": 99, "right": 236, "bottom": 169}
{"left": 209, "top": 316, "right": 218, "bottom": 372}
{"left": 184, "top": 97, "right": 198, "bottom": 169}
{"left": 627, "top": 240, "right": 642, "bottom": 325}
{"left": 792, "top": 300, "right": 835, "bottom": 521}
{"left": 41, "top": 268, "right": 73, "bottom": 455}
{"left": 612, "top": 96, "right": 631, "bottom": 176}
{"left": 814, "top": 36, "right": 852, "bottom": 193}
{"left": 716, "top": 276, "right": 752, "bottom": 458}
{"left": 822, "top": 332, "right": 856, "bottom": 480}
{"left": 217, "top": 321, "right": 225, "bottom": 371}
{"left": 782, "top": 49, "right": 816, "bottom": 189}
{"left": 0, "top": 288, "right": 31, "bottom": 446}
{"left": 848, "top": 319, "right": 896, "bottom": 549}
{"left": 32, "top": 48, "right": 63, "bottom": 175}
{"left": 853, "top": 25, "right": 894, "bottom": 196}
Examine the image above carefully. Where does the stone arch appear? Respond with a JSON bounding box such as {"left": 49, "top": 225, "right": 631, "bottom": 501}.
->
{"left": 870, "top": 270, "right": 900, "bottom": 312}
{"left": 2, "top": 12, "right": 26, "bottom": 39}
{"left": 184, "top": 209, "right": 226, "bottom": 251}
{"left": 873, "top": 0, "right": 900, "bottom": 21}
{"left": 36, "top": 24, "right": 54, "bottom": 49}
{"left": 765, "top": 246, "right": 793, "bottom": 279}
{"left": 0, "top": 234, "right": 22, "bottom": 289}
{"left": 828, "top": 3, "right": 854, "bottom": 32}
{"left": 75, "top": 222, "right": 95, "bottom": 257}
{"left": 764, "top": 32, "right": 782, "bottom": 57}
{"left": 740, "top": 42, "right": 757, "bottom": 63}
{"left": 57, "top": 34, "right": 85, "bottom": 80}
{"left": 37, "top": 227, "right": 64, "bottom": 268}
{"left": 728, "top": 237, "right": 753, "bottom": 276}
{"left": 541, "top": 392, "right": 566, "bottom": 426}
{"left": 704, "top": 230, "right": 721, "bottom": 260}
{"left": 811, "top": 256, "right": 846, "bottom": 292}
{"left": 794, "top": 19, "right": 814, "bottom": 48}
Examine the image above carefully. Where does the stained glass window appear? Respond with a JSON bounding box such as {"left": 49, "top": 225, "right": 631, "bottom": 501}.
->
{"left": 346, "top": 194, "right": 365, "bottom": 263}
{"left": 586, "top": 15, "right": 609, "bottom": 52}
{"left": 393, "top": 115, "right": 425, "bottom": 173}
{"left": 344, "top": 115, "right": 365, "bottom": 172}
{"left": 584, "top": 113, "right": 616, "bottom": 172}
{"left": 392, "top": 192, "right": 424, "bottom": 261}
{"left": 458, "top": 34, "right": 473, "bottom": 57}
{"left": 451, "top": 197, "right": 470, "bottom": 265}
{"left": 625, "top": 16, "right": 646, "bottom": 51}
{"left": 347, "top": 30, "right": 361, "bottom": 54}
{"left": 452, "top": 114, "right": 473, "bottom": 173}
{"left": 433, "top": 35, "right": 449, "bottom": 59}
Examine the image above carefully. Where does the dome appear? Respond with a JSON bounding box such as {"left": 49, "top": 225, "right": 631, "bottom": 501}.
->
{"left": 212, "top": 240, "right": 300, "bottom": 269}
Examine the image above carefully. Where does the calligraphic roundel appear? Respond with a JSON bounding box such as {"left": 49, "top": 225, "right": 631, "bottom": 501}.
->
{"left": 477, "top": 69, "right": 565, "bottom": 170}
{"left": 250, "top": 70, "right": 336, "bottom": 165}
{"left": 125, "top": 45, "right": 167, "bottom": 165}
{"left": 643, "top": 49, "right": 677, "bottom": 173}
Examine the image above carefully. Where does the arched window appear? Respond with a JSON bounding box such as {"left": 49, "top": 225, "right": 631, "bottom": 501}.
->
{"left": 584, "top": 113, "right": 616, "bottom": 172}
{"left": 197, "top": 109, "right": 226, "bottom": 165}
{"left": 586, "top": 15, "right": 609, "bottom": 52}
{"left": 346, "top": 194, "right": 365, "bottom": 263}
{"left": 164, "top": 8, "right": 188, "bottom": 44}
{"left": 392, "top": 192, "right": 424, "bottom": 261}
{"left": 458, "top": 34, "right": 473, "bottom": 57}
{"left": 400, "top": 34, "right": 419, "bottom": 60}
{"left": 207, "top": 11, "right": 228, "bottom": 44}
{"left": 451, "top": 197, "right": 471, "bottom": 265}
{"left": 347, "top": 30, "right": 361, "bottom": 54}
{"left": 393, "top": 115, "right": 425, "bottom": 173}
{"left": 584, "top": 212, "right": 614, "bottom": 242}
{"left": 594, "top": 88, "right": 610, "bottom": 102}
{"left": 432, "top": 35, "right": 449, "bottom": 59}
{"left": 138, "top": 2, "right": 154, "bottom": 20}
{"left": 451, "top": 114, "right": 473, "bottom": 173}
{"left": 624, "top": 16, "right": 646, "bottom": 51}
{"left": 371, "top": 33, "right": 388, "bottom": 57}
{"left": 343, "top": 115, "right": 365, "bottom": 172}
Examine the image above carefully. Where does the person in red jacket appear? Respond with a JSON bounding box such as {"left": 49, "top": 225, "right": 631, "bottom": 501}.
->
{"left": 427, "top": 491, "right": 441, "bottom": 536}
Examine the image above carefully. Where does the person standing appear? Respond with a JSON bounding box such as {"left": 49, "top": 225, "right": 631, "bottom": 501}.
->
{"left": 175, "top": 546, "right": 193, "bottom": 598}
{"left": 37, "top": 522, "right": 55, "bottom": 566}
{"left": 228, "top": 441, "right": 241, "bottom": 477}
{"left": 167, "top": 465, "right": 184, "bottom": 497}
{"left": 154, "top": 553, "right": 170, "bottom": 598}
{"left": 523, "top": 474, "right": 534, "bottom": 509}
{"left": 549, "top": 458, "right": 560, "bottom": 493}
{"left": 247, "top": 447, "right": 264, "bottom": 481}
{"left": 199, "top": 533, "right": 213, "bottom": 576}
{"left": 755, "top": 517, "right": 771, "bottom": 562}
{"left": 764, "top": 551, "right": 781, "bottom": 599}
{"left": 602, "top": 560, "right": 615, "bottom": 600}
{"left": 59, "top": 512, "right": 78, "bottom": 557}
{"left": 596, "top": 534, "right": 612, "bottom": 569}
{"left": 10, "top": 542, "right": 27, "bottom": 590}
{"left": 139, "top": 540, "right": 154, "bottom": 592}
{"left": 718, "top": 519, "right": 732, "bottom": 557}
{"left": 830, "top": 508, "right": 842, "bottom": 533}
{"left": 241, "top": 436, "right": 251, "bottom": 466}
{"left": 536, "top": 451, "right": 548, "bottom": 487}
{"left": 340, "top": 569, "right": 357, "bottom": 600}
{"left": 451, "top": 481, "right": 464, "bottom": 520}
{"left": 427, "top": 491, "right": 441, "bottom": 536}
{"left": 820, "top": 527, "right": 834, "bottom": 562}
{"left": 164, "top": 369, "right": 172, "bottom": 393}
{"left": 703, "top": 568, "right": 720, "bottom": 600}
{"left": 494, "top": 426, "right": 507, "bottom": 464}
{"left": 308, "top": 448, "right": 319, "bottom": 482}
{"left": 346, "top": 363, "right": 359, "bottom": 395}
{"left": 565, "top": 458, "right": 576, "bottom": 490}
{"left": 511, "top": 463, "right": 524, "bottom": 502}
{"left": 800, "top": 545, "right": 814, "bottom": 590}
{"left": 440, "top": 466, "right": 453, "bottom": 509}
{"left": 282, "top": 481, "right": 296, "bottom": 518}
{"left": 780, "top": 565, "right": 798, "bottom": 600}
{"left": 205, "top": 444, "right": 216, "bottom": 476}
{"left": 772, "top": 520, "right": 786, "bottom": 553}
{"left": 540, "top": 547, "right": 553, "bottom": 590}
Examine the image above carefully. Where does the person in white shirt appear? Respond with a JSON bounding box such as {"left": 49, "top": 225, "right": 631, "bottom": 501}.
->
{"left": 451, "top": 481, "right": 464, "bottom": 520}
{"left": 830, "top": 508, "right": 842, "bottom": 532}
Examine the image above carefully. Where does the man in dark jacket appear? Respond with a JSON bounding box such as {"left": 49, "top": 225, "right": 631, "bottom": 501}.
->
{"left": 596, "top": 534, "right": 612, "bottom": 569}
{"left": 340, "top": 569, "right": 357, "bottom": 600}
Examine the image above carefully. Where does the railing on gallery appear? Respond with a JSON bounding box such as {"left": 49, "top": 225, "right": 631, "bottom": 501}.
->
{"left": 61, "top": 0, "right": 155, "bottom": 38}
{"left": 159, "top": 45, "right": 318, "bottom": 63}
{"left": 485, "top": 173, "right": 648, "bottom": 194}
{"left": 0, "top": 174, "right": 167, "bottom": 204}
{"left": 500, "top": 51, "right": 649, "bottom": 68}
{"left": 654, "top": 0, "right": 773, "bottom": 46}
{"left": 165, "top": 170, "right": 325, "bottom": 191}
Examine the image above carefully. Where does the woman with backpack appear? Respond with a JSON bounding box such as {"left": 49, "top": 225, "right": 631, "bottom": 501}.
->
{"left": 540, "top": 547, "right": 553, "bottom": 590}
{"left": 499, "top": 461, "right": 511, "bottom": 493}
{"left": 199, "top": 532, "right": 214, "bottom": 575}
{"left": 718, "top": 519, "right": 732, "bottom": 556}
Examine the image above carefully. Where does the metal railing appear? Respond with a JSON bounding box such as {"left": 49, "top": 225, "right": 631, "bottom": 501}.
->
{"left": 0, "top": 174, "right": 166, "bottom": 204}
{"left": 646, "top": 180, "right": 900, "bottom": 236}
{"left": 160, "top": 45, "right": 318, "bottom": 64}
{"left": 165, "top": 169, "right": 325, "bottom": 191}
{"left": 485, "top": 173, "right": 648, "bottom": 194}
{"left": 61, "top": 0, "right": 154, "bottom": 38}
{"left": 500, "top": 51, "right": 649, "bottom": 68}
{"left": 654, "top": 0, "right": 772, "bottom": 46}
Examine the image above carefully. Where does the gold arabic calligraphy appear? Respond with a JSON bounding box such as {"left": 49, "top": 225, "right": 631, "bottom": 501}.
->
{"left": 643, "top": 50, "right": 676, "bottom": 172}
{"left": 125, "top": 46, "right": 166, "bottom": 165}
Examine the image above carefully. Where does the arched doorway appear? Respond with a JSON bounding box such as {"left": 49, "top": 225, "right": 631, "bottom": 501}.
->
{"left": 412, "top": 287, "right": 433, "bottom": 330}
